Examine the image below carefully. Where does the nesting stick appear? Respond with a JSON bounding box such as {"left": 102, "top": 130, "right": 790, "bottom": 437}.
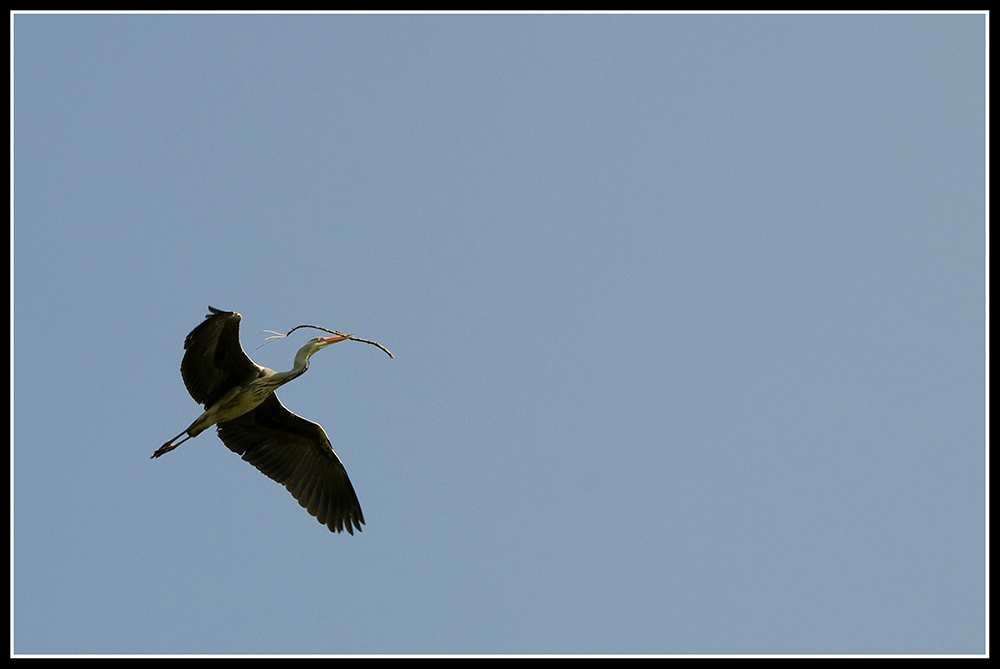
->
{"left": 259, "top": 324, "right": 394, "bottom": 358}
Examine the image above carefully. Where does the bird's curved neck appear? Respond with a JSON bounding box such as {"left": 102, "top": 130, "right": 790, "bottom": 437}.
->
{"left": 269, "top": 345, "right": 316, "bottom": 386}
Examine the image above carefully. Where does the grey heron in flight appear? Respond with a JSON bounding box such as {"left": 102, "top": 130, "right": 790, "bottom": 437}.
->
{"left": 153, "top": 306, "right": 365, "bottom": 534}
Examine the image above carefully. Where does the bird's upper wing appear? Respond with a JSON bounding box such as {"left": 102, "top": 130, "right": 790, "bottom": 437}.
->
{"left": 215, "top": 394, "right": 365, "bottom": 534}
{"left": 181, "top": 307, "right": 264, "bottom": 407}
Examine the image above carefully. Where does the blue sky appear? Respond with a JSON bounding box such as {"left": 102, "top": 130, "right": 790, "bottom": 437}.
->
{"left": 12, "top": 13, "right": 986, "bottom": 655}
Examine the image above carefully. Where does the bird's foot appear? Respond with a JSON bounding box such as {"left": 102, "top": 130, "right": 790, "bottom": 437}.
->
{"left": 151, "top": 442, "right": 178, "bottom": 459}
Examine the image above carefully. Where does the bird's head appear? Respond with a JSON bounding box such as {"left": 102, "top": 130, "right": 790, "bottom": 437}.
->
{"left": 295, "top": 334, "right": 353, "bottom": 367}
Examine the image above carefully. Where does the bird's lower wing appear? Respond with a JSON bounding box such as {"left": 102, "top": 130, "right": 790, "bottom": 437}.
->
{"left": 216, "top": 394, "right": 365, "bottom": 534}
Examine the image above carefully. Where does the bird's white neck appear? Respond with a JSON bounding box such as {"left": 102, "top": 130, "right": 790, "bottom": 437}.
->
{"left": 269, "top": 343, "right": 319, "bottom": 386}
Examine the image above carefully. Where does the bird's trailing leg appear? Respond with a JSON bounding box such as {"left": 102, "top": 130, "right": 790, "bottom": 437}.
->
{"left": 153, "top": 408, "right": 222, "bottom": 459}
{"left": 152, "top": 432, "right": 193, "bottom": 459}
{"left": 153, "top": 383, "right": 264, "bottom": 460}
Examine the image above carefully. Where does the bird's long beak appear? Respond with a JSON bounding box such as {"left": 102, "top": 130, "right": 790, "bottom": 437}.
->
{"left": 323, "top": 335, "right": 353, "bottom": 344}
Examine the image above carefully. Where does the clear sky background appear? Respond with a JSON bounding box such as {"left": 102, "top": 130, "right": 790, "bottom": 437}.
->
{"left": 12, "top": 13, "right": 986, "bottom": 655}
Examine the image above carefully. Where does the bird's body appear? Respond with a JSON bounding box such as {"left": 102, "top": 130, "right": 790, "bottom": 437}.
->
{"left": 154, "top": 307, "right": 365, "bottom": 534}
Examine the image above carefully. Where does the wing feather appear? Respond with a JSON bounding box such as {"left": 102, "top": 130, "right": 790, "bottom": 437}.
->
{"left": 180, "top": 307, "right": 264, "bottom": 407}
{"left": 215, "top": 394, "right": 365, "bottom": 534}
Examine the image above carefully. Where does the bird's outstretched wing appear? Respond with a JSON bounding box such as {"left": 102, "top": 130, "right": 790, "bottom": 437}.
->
{"left": 180, "top": 307, "right": 264, "bottom": 408}
{"left": 216, "top": 394, "right": 365, "bottom": 534}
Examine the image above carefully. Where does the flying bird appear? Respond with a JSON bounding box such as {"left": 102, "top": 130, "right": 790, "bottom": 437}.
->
{"left": 154, "top": 306, "right": 366, "bottom": 534}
